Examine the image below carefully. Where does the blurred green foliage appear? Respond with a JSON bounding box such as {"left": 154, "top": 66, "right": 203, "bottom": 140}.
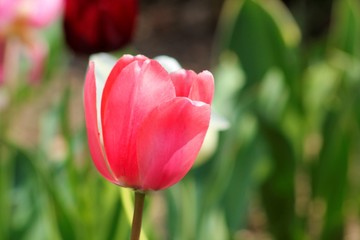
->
{"left": 1, "top": 0, "right": 360, "bottom": 239}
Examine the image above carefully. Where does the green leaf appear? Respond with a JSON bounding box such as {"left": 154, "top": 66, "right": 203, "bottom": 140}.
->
{"left": 328, "top": 0, "right": 360, "bottom": 58}
{"left": 217, "top": 0, "right": 292, "bottom": 86}
{"left": 258, "top": 117, "right": 297, "bottom": 240}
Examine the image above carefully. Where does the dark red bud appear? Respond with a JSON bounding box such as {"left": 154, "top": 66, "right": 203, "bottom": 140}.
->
{"left": 63, "top": 0, "right": 137, "bottom": 55}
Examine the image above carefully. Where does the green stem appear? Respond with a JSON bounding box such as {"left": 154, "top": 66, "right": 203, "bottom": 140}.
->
{"left": 130, "top": 191, "right": 146, "bottom": 240}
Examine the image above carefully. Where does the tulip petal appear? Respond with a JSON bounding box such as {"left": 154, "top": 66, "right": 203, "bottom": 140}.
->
{"left": 95, "top": 55, "right": 147, "bottom": 146}
{"left": 189, "top": 70, "right": 214, "bottom": 104}
{"left": 170, "top": 69, "right": 197, "bottom": 97}
{"left": 101, "top": 59, "right": 176, "bottom": 187}
{"left": 84, "top": 62, "right": 117, "bottom": 184}
{"left": 137, "top": 98, "right": 211, "bottom": 190}
{"left": 100, "top": 54, "right": 147, "bottom": 119}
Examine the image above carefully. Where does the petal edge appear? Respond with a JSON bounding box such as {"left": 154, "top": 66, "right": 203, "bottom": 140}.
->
{"left": 137, "top": 97, "right": 211, "bottom": 190}
{"left": 84, "top": 62, "right": 117, "bottom": 184}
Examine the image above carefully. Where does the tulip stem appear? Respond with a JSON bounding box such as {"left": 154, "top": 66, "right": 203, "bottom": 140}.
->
{"left": 130, "top": 191, "right": 146, "bottom": 240}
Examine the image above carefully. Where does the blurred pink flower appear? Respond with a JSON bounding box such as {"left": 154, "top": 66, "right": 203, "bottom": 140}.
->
{"left": 0, "top": 0, "right": 63, "bottom": 84}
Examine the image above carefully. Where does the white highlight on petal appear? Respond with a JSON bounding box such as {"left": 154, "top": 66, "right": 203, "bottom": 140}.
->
{"left": 196, "top": 111, "right": 230, "bottom": 166}
{"left": 154, "top": 55, "right": 182, "bottom": 73}
{"left": 210, "top": 111, "right": 230, "bottom": 130}
{"left": 90, "top": 53, "right": 117, "bottom": 135}
{"left": 191, "top": 100, "right": 207, "bottom": 107}
{"left": 185, "top": 100, "right": 230, "bottom": 130}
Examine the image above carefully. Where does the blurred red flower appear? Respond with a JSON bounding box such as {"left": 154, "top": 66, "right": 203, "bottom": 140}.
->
{"left": 63, "top": 0, "right": 137, "bottom": 54}
{"left": 84, "top": 54, "right": 214, "bottom": 191}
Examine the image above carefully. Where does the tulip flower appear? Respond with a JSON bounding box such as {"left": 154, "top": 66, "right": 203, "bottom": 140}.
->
{"left": 84, "top": 53, "right": 214, "bottom": 190}
{"left": 84, "top": 53, "right": 214, "bottom": 239}
{"left": 0, "top": 0, "right": 63, "bottom": 84}
{"left": 63, "top": 0, "right": 137, "bottom": 54}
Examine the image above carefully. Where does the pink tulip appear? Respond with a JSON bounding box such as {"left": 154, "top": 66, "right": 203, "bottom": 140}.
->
{"left": 84, "top": 54, "right": 214, "bottom": 191}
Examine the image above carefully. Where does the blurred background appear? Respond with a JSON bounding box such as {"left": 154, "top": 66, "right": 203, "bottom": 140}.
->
{"left": 1, "top": 0, "right": 360, "bottom": 239}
